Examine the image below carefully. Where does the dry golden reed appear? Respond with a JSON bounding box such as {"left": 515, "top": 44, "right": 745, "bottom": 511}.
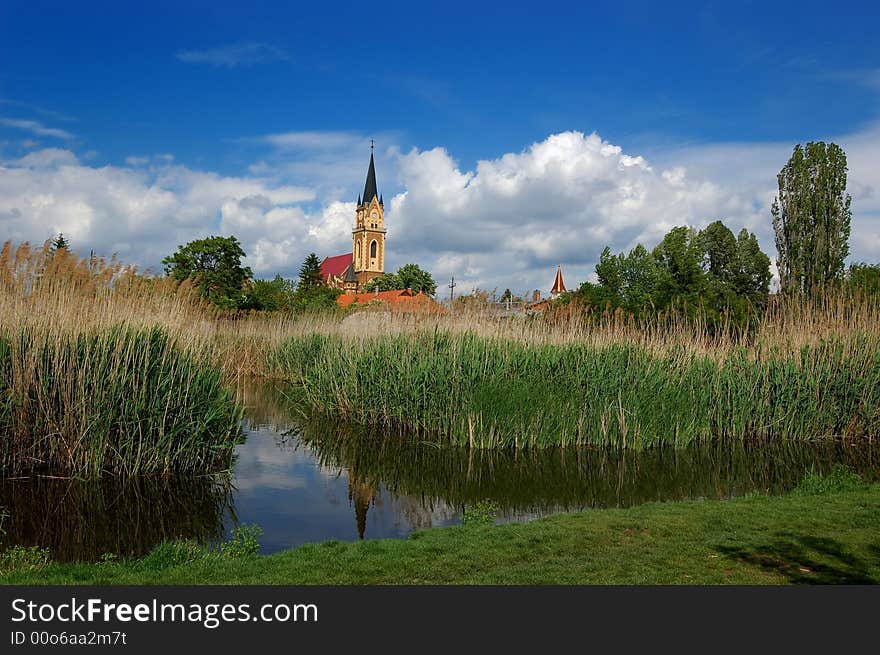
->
{"left": 0, "top": 242, "right": 242, "bottom": 476}
{"left": 2, "top": 239, "right": 878, "bottom": 462}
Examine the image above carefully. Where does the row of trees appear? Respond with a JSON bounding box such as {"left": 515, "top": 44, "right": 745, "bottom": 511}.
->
{"left": 573, "top": 221, "right": 771, "bottom": 326}
{"left": 50, "top": 140, "right": 876, "bottom": 318}
{"left": 568, "top": 141, "right": 876, "bottom": 326}
{"left": 161, "top": 239, "right": 343, "bottom": 312}
{"left": 363, "top": 263, "right": 437, "bottom": 295}
{"left": 160, "top": 238, "right": 437, "bottom": 312}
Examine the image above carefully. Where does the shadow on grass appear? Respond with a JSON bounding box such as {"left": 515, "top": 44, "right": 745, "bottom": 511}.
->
{"left": 718, "top": 535, "right": 880, "bottom": 584}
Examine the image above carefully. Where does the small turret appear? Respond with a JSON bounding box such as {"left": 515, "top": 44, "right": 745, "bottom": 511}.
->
{"left": 550, "top": 265, "right": 566, "bottom": 298}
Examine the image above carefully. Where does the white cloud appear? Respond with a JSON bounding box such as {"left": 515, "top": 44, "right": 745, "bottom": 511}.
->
{"left": 175, "top": 42, "right": 288, "bottom": 68}
{"left": 1, "top": 125, "right": 878, "bottom": 294}
{"left": 0, "top": 117, "right": 73, "bottom": 140}
{"left": 13, "top": 148, "right": 79, "bottom": 167}
{"left": 657, "top": 121, "right": 880, "bottom": 268}
{"left": 241, "top": 130, "right": 403, "bottom": 207}
{"left": 0, "top": 149, "right": 330, "bottom": 275}
{"left": 385, "top": 127, "right": 880, "bottom": 294}
{"left": 258, "top": 131, "right": 362, "bottom": 151}
{"left": 125, "top": 155, "right": 150, "bottom": 166}
{"left": 386, "top": 132, "right": 757, "bottom": 293}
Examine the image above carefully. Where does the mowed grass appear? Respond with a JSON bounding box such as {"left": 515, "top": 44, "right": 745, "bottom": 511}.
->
{"left": 274, "top": 331, "right": 880, "bottom": 449}
{"left": 5, "top": 483, "right": 879, "bottom": 585}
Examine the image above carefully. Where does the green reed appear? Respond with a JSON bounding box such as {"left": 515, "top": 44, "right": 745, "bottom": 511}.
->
{"left": 0, "top": 326, "right": 243, "bottom": 476}
{"left": 274, "top": 331, "right": 880, "bottom": 449}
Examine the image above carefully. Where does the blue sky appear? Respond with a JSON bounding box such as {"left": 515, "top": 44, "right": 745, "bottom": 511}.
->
{"left": 1, "top": 0, "right": 879, "bottom": 293}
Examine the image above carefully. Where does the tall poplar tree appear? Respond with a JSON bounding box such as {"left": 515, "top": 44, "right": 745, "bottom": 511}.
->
{"left": 771, "top": 142, "right": 852, "bottom": 294}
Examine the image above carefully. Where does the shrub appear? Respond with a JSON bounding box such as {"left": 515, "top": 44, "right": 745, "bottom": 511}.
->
{"left": 219, "top": 524, "right": 262, "bottom": 558}
{"left": 462, "top": 500, "right": 499, "bottom": 526}
{"left": 795, "top": 465, "right": 864, "bottom": 495}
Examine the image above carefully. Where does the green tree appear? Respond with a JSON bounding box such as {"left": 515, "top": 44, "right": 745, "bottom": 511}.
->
{"left": 619, "top": 244, "right": 657, "bottom": 311}
{"left": 363, "top": 263, "right": 437, "bottom": 295}
{"left": 298, "top": 253, "right": 324, "bottom": 289}
{"left": 733, "top": 228, "right": 771, "bottom": 303}
{"left": 396, "top": 263, "right": 437, "bottom": 295}
{"left": 651, "top": 226, "right": 705, "bottom": 307}
{"left": 847, "top": 263, "right": 880, "bottom": 297}
{"left": 244, "top": 274, "right": 296, "bottom": 311}
{"left": 699, "top": 221, "right": 770, "bottom": 309}
{"left": 291, "top": 285, "right": 340, "bottom": 312}
{"left": 700, "top": 221, "right": 738, "bottom": 283}
{"left": 500, "top": 288, "right": 512, "bottom": 302}
{"left": 162, "top": 236, "right": 252, "bottom": 309}
{"left": 290, "top": 253, "right": 340, "bottom": 313}
{"left": 577, "top": 244, "right": 658, "bottom": 314}
{"left": 577, "top": 221, "right": 770, "bottom": 329}
{"left": 362, "top": 272, "right": 401, "bottom": 292}
{"left": 772, "top": 142, "right": 852, "bottom": 295}
{"left": 595, "top": 247, "right": 623, "bottom": 296}
{"left": 49, "top": 233, "right": 69, "bottom": 254}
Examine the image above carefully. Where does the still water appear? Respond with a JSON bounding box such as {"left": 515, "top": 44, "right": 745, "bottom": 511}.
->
{"left": 1, "top": 382, "right": 877, "bottom": 562}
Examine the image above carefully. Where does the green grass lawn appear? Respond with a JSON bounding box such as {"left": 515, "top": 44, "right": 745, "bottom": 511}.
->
{"left": 4, "top": 478, "right": 879, "bottom": 585}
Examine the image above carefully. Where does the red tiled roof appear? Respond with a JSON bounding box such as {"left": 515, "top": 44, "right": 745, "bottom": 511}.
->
{"left": 528, "top": 299, "right": 552, "bottom": 312}
{"left": 336, "top": 289, "right": 445, "bottom": 313}
{"left": 336, "top": 289, "right": 414, "bottom": 307}
{"left": 320, "top": 253, "right": 353, "bottom": 282}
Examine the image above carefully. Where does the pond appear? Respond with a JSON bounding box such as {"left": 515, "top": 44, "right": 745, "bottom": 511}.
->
{"left": 1, "top": 381, "right": 877, "bottom": 562}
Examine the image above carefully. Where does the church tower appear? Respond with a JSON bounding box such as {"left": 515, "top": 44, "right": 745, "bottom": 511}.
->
{"left": 352, "top": 144, "right": 386, "bottom": 288}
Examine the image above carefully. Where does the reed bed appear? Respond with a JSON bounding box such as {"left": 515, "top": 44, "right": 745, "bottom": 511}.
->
{"left": 274, "top": 331, "right": 880, "bottom": 449}
{"left": 0, "top": 242, "right": 242, "bottom": 476}
{"left": 3, "top": 239, "right": 879, "bottom": 462}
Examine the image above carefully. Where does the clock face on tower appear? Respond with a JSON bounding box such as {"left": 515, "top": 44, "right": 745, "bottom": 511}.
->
{"left": 371, "top": 210, "right": 378, "bottom": 219}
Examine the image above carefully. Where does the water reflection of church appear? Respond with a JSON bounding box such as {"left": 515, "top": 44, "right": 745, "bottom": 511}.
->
{"left": 347, "top": 475, "right": 452, "bottom": 539}
{"left": 348, "top": 477, "right": 376, "bottom": 540}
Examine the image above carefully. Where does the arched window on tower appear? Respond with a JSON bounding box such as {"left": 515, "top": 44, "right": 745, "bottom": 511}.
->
{"left": 370, "top": 240, "right": 377, "bottom": 259}
{"left": 355, "top": 241, "right": 362, "bottom": 269}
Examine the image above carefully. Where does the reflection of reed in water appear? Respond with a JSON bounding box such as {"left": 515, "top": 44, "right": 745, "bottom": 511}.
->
{"left": 295, "top": 416, "right": 880, "bottom": 514}
{"left": 236, "top": 380, "right": 880, "bottom": 536}
{"left": 236, "top": 379, "right": 302, "bottom": 433}
{"left": 0, "top": 474, "right": 232, "bottom": 562}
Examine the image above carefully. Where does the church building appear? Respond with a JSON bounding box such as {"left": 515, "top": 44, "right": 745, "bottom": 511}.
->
{"left": 320, "top": 146, "right": 386, "bottom": 293}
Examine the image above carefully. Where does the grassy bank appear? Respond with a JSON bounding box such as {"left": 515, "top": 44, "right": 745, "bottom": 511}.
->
{"left": 274, "top": 331, "right": 880, "bottom": 449}
{"left": 4, "top": 479, "right": 879, "bottom": 584}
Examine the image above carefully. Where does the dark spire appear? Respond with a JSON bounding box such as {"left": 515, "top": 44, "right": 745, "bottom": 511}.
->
{"left": 362, "top": 145, "right": 378, "bottom": 205}
{"left": 357, "top": 193, "right": 361, "bottom": 206}
{"left": 344, "top": 263, "right": 358, "bottom": 283}
{"left": 379, "top": 193, "right": 383, "bottom": 205}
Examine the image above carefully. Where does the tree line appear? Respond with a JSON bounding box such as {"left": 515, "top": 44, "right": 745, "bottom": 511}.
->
{"left": 159, "top": 239, "right": 437, "bottom": 313}
{"left": 567, "top": 141, "right": 878, "bottom": 327}
{"left": 47, "top": 140, "right": 877, "bottom": 316}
